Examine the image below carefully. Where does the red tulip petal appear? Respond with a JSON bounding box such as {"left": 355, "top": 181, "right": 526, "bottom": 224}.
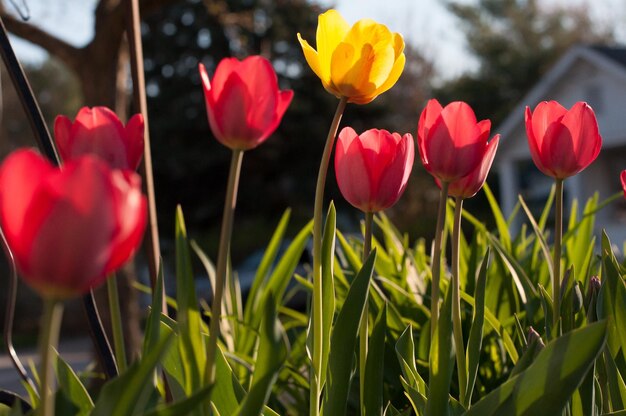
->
{"left": 525, "top": 106, "right": 550, "bottom": 176}
{"left": 54, "top": 115, "right": 73, "bottom": 163}
{"left": 558, "top": 102, "right": 601, "bottom": 173}
{"left": 211, "top": 72, "right": 257, "bottom": 148}
{"left": 207, "top": 58, "right": 240, "bottom": 102}
{"left": 102, "top": 170, "right": 147, "bottom": 282}
{"left": 26, "top": 158, "right": 117, "bottom": 295}
{"left": 65, "top": 107, "right": 129, "bottom": 169}
{"left": 621, "top": 170, "right": 626, "bottom": 198}
{"left": 124, "top": 114, "right": 145, "bottom": 170}
{"left": 0, "top": 150, "right": 55, "bottom": 271}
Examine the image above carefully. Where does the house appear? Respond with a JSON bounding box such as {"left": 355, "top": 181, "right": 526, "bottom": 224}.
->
{"left": 495, "top": 45, "right": 626, "bottom": 244}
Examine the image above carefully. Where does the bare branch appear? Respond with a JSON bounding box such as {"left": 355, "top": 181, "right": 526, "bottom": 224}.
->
{"left": 0, "top": 11, "right": 82, "bottom": 71}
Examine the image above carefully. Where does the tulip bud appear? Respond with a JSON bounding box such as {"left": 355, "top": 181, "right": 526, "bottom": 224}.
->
{"left": 297, "top": 10, "right": 405, "bottom": 104}
{"left": 199, "top": 56, "right": 293, "bottom": 151}
{"left": 54, "top": 106, "right": 144, "bottom": 171}
{"left": 0, "top": 149, "right": 147, "bottom": 299}
{"left": 418, "top": 99, "right": 498, "bottom": 183}
{"left": 334, "top": 127, "right": 414, "bottom": 212}
{"left": 525, "top": 101, "right": 601, "bottom": 179}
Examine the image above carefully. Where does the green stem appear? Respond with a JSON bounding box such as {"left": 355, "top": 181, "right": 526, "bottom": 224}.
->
{"left": 553, "top": 178, "right": 564, "bottom": 332}
{"left": 38, "top": 298, "right": 63, "bottom": 416}
{"left": 359, "top": 211, "right": 374, "bottom": 414}
{"left": 107, "top": 273, "right": 127, "bottom": 372}
{"left": 206, "top": 149, "right": 244, "bottom": 386}
{"left": 430, "top": 181, "right": 449, "bottom": 341}
{"left": 310, "top": 97, "right": 348, "bottom": 416}
{"left": 452, "top": 197, "right": 467, "bottom": 405}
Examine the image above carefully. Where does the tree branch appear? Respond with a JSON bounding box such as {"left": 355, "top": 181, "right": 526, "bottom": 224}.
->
{"left": 0, "top": 11, "right": 82, "bottom": 72}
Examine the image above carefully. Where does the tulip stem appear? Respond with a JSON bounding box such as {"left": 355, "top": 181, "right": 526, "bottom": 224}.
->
{"left": 452, "top": 197, "right": 467, "bottom": 405}
{"left": 310, "top": 96, "right": 347, "bottom": 416}
{"left": 107, "top": 273, "right": 127, "bottom": 373}
{"left": 359, "top": 211, "right": 374, "bottom": 414}
{"left": 206, "top": 148, "right": 244, "bottom": 387}
{"left": 553, "top": 178, "right": 564, "bottom": 332}
{"left": 39, "top": 298, "right": 63, "bottom": 416}
{"left": 430, "top": 181, "right": 449, "bottom": 341}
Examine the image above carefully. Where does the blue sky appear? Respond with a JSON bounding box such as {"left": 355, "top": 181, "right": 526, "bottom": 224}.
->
{"left": 7, "top": 0, "right": 626, "bottom": 80}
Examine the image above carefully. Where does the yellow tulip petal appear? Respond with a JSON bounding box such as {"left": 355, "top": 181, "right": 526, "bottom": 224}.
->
{"left": 376, "top": 51, "right": 406, "bottom": 96}
{"left": 297, "top": 33, "right": 325, "bottom": 81}
{"left": 316, "top": 10, "right": 350, "bottom": 75}
{"left": 343, "top": 18, "right": 393, "bottom": 52}
{"left": 392, "top": 32, "right": 405, "bottom": 58}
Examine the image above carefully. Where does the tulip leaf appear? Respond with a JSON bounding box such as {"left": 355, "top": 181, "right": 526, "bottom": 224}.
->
{"left": 464, "top": 248, "right": 490, "bottom": 406}
{"left": 92, "top": 330, "right": 174, "bottom": 416}
{"left": 426, "top": 282, "right": 455, "bottom": 416}
{"left": 210, "top": 344, "right": 246, "bottom": 414}
{"left": 175, "top": 206, "right": 206, "bottom": 394}
{"left": 363, "top": 303, "right": 386, "bottom": 416}
{"left": 54, "top": 352, "right": 94, "bottom": 415}
{"left": 143, "top": 385, "right": 213, "bottom": 416}
{"left": 320, "top": 203, "right": 337, "bottom": 389}
{"left": 321, "top": 249, "right": 376, "bottom": 416}
{"left": 240, "top": 210, "right": 291, "bottom": 350}
{"left": 464, "top": 320, "right": 607, "bottom": 416}
{"left": 598, "top": 231, "right": 626, "bottom": 363}
{"left": 143, "top": 261, "right": 166, "bottom": 356}
{"left": 236, "top": 294, "right": 287, "bottom": 416}
{"left": 395, "top": 326, "right": 427, "bottom": 397}
{"left": 484, "top": 183, "right": 511, "bottom": 252}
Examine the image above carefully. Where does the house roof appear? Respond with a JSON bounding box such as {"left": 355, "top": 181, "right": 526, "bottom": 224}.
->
{"left": 591, "top": 45, "right": 626, "bottom": 68}
{"left": 496, "top": 44, "right": 626, "bottom": 149}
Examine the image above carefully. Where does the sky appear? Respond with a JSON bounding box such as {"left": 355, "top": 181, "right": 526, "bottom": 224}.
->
{"left": 6, "top": 0, "right": 626, "bottom": 80}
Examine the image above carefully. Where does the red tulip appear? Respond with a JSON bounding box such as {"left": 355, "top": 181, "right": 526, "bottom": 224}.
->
{"left": 334, "top": 127, "right": 414, "bottom": 212}
{"left": 0, "top": 149, "right": 147, "bottom": 299}
{"left": 54, "top": 106, "right": 144, "bottom": 171}
{"left": 621, "top": 170, "right": 626, "bottom": 199}
{"left": 525, "top": 101, "right": 601, "bottom": 179}
{"left": 418, "top": 99, "right": 495, "bottom": 183}
{"left": 440, "top": 135, "right": 500, "bottom": 199}
{"left": 199, "top": 56, "right": 294, "bottom": 151}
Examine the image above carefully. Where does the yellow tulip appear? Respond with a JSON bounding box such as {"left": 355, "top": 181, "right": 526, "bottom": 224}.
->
{"left": 297, "top": 9, "right": 405, "bottom": 104}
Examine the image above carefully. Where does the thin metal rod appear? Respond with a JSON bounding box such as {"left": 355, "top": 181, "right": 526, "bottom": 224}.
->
{"left": 82, "top": 292, "right": 119, "bottom": 378}
{"left": 0, "top": 16, "right": 57, "bottom": 161}
{"left": 0, "top": 228, "right": 37, "bottom": 393}
{"left": 125, "top": 0, "right": 165, "bottom": 314}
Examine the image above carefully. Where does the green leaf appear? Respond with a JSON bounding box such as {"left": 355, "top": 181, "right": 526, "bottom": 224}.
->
{"left": 322, "top": 250, "right": 376, "bottom": 416}
{"left": 320, "top": 203, "right": 336, "bottom": 389}
{"left": 209, "top": 342, "right": 247, "bottom": 413}
{"left": 175, "top": 206, "right": 206, "bottom": 393}
{"left": 426, "top": 282, "right": 455, "bottom": 416}
{"left": 364, "top": 304, "right": 386, "bottom": 416}
{"left": 465, "top": 248, "right": 490, "bottom": 406}
{"left": 143, "top": 261, "right": 166, "bottom": 356}
{"left": 464, "top": 321, "right": 607, "bottom": 416}
{"left": 460, "top": 291, "right": 519, "bottom": 363}
{"left": 241, "top": 221, "right": 313, "bottom": 357}
{"left": 92, "top": 330, "right": 174, "bottom": 416}
{"left": 143, "top": 385, "right": 212, "bottom": 416}
{"left": 240, "top": 210, "right": 291, "bottom": 348}
{"left": 598, "top": 231, "right": 626, "bottom": 363}
{"left": 54, "top": 352, "right": 94, "bottom": 415}
{"left": 484, "top": 183, "right": 511, "bottom": 252}
{"left": 237, "top": 294, "right": 287, "bottom": 416}
{"left": 395, "top": 326, "right": 427, "bottom": 396}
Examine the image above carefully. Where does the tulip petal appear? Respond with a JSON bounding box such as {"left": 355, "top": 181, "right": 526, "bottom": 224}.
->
{"left": 210, "top": 72, "right": 255, "bottom": 147}
{"left": 124, "top": 114, "right": 145, "bottom": 170}
{"left": 103, "top": 170, "right": 147, "bottom": 282}
{"left": 27, "top": 158, "right": 117, "bottom": 295}
{"left": 297, "top": 33, "right": 325, "bottom": 82}
{"left": 54, "top": 115, "right": 73, "bottom": 163}
{"left": 621, "top": 170, "right": 626, "bottom": 198}
{"left": 316, "top": 10, "right": 350, "bottom": 76}
{"left": 0, "top": 150, "right": 54, "bottom": 269}
{"left": 207, "top": 58, "right": 240, "bottom": 102}
{"left": 65, "top": 107, "right": 129, "bottom": 169}
{"left": 558, "top": 102, "right": 601, "bottom": 171}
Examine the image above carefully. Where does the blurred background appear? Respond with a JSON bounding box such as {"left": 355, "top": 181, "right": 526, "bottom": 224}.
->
{"left": 0, "top": 0, "right": 624, "bottom": 342}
